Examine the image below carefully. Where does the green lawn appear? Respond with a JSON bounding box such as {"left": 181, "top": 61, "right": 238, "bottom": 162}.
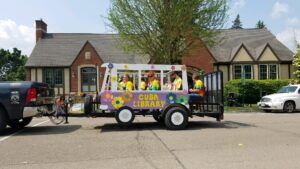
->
{"left": 224, "top": 104, "right": 262, "bottom": 113}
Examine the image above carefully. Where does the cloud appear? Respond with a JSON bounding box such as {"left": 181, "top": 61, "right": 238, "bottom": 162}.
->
{"left": 271, "top": 2, "right": 289, "bottom": 19}
{"left": 230, "top": 0, "right": 246, "bottom": 16}
{"left": 276, "top": 27, "right": 300, "bottom": 52}
{"left": 287, "top": 17, "right": 300, "bottom": 26}
{"left": 0, "top": 19, "right": 34, "bottom": 56}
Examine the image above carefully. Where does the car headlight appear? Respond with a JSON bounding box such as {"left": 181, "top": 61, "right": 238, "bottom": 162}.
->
{"left": 273, "top": 98, "right": 283, "bottom": 102}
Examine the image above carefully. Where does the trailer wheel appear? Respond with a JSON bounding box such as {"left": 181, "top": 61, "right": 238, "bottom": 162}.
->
{"left": 8, "top": 117, "right": 32, "bottom": 129}
{"left": 0, "top": 107, "right": 8, "bottom": 134}
{"left": 115, "top": 107, "right": 135, "bottom": 127}
{"left": 164, "top": 107, "right": 188, "bottom": 130}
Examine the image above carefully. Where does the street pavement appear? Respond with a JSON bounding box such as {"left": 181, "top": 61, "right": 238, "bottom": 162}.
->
{"left": 0, "top": 112, "right": 300, "bottom": 169}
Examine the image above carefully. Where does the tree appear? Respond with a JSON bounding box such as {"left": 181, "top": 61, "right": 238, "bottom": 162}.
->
{"left": 108, "top": 0, "right": 228, "bottom": 64}
{"left": 256, "top": 20, "right": 266, "bottom": 29}
{"left": 293, "top": 44, "right": 300, "bottom": 79}
{"left": 0, "top": 48, "right": 27, "bottom": 81}
{"left": 231, "top": 14, "right": 243, "bottom": 29}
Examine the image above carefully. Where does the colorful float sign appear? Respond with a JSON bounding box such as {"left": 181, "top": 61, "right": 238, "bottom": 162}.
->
{"left": 101, "top": 91, "right": 189, "bottom": 110}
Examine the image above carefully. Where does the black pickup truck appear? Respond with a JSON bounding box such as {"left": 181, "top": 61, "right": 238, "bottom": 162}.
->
{"left": 0, "top": 81, "right": 54, "bottom": 133}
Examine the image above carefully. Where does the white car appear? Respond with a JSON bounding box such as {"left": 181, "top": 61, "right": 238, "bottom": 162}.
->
{"left": 257, "top": 85, "right": 300, "bottom": 112}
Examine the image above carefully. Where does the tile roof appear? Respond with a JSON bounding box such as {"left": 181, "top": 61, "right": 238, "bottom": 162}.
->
{"left": 208, "top": 28, "right": 294, "bottom": 62}
{"left": 25, "top": 33, "right": 149, "bottom": 67}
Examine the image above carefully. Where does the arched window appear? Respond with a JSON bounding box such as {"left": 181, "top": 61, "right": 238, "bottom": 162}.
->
{"left": 81, "top": 67, "right": 97, "bottom": 92}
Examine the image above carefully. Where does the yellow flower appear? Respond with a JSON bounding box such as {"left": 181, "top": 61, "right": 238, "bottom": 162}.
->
{"left": 181, "top": 65, "right": 187, "bottom": 71}
{"left": 124, "top": 64, "right": 129, "bottom": 69}
{"left": 111, "top": 97, "right": 124, "bottom": 109}
{"left": 111, "top": 76, "right": 117, "bottom": 82}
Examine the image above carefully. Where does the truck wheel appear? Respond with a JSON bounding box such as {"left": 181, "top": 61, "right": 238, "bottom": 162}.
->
{"left": 283, "top": 101, "right": 295, "bottom": 113}
{"left": 164, "top": 107, "right": 188, "bottom": 130}
{"left": 8, "top": 117, "right": 33, "bottom": 129}
{"left": 115, "top": 107, "right": 135, "bottom": 127}
{"left": 0, "top": 108, "right": 8, "bottom": 134}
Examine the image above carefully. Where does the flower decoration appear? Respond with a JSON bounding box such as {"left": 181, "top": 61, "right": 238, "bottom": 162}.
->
{"left": 171, "top": 65, "right": 175, "bottom": 71}
{"left": 150, "top": 65, "right": 155, "bottom": 70}
{"left": 111, "top": 96, "right": 124, "bottom": 109}
{"left": 111, "top": 76, "right": 117, "bottom": 82}
{"left": 108, "top": 63, "right": 114, "bottom": 69}
{"left": 121, "top": 91, "right": 133, "bottom": 102}
{"left": 166, "top": 93, "right": 177, "bottom": 104}
{"left": 182, "top": 89, "right": 188, "bottom": 95}
{"left": 176, "top": 95, "right": 188, "bottom": 105}
{"left": 124, "top": 64, "right": 129, "bottom": 69}
{"left": 181, "top": 65, "right": 187, "bottom": 71}
{"left": 103, "top": 90, "right": 113, "bottom": 102}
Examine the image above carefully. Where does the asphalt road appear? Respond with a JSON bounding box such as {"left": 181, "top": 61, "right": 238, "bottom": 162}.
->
{"left": 1, "top": 113, "right": 300, "bottom": 169}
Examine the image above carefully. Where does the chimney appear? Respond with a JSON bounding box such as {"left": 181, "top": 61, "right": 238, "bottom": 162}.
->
{"left": 35, "top": 19, "right": 47, "bottom": 43}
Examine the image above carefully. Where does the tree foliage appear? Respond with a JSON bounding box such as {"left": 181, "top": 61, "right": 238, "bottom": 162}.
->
{"left": 108, "top": 0, "right": 228, "bottom": 64}
{"left": 231, "top": 14, "right": 242, "bottom": 29}
{"left": 293, "top": 44, "right": 300, "bottom": 79}
{"left": 256, "top": 20, "right": 266, "bottom": 29}
{"left": 0, "top": 48, "right": 27, "bottom": 81}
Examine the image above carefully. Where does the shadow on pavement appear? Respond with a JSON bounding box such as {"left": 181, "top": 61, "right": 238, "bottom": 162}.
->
{"left": 98, "top": 120, "right": 255, "bottom": 133}
{"left": 1, "top": 125, "right": 82, "bottom": 136}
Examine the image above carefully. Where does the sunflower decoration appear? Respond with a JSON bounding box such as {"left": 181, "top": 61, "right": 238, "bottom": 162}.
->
{"left": 111, "top": 76, "right": 117, "bottom": 82}
{"left": 181, "top": 65, "right": 187, "bottom": 71}
{"left": 166, "top": 93, "right": 177, "bottom": 104}
{"left": 121, "top": 91, "right": 133, "bottom": 102}
{"left": 111, "top": 96, "right": 124, "bottom": 109}
{"left": 177, "top": 95, "right": 188, "bottom": 105}
{"left": 102, "top": 90, "right": 113, "bottom": 102}
{"left": 124, "top": 64, "right": 129, "bottom": 69}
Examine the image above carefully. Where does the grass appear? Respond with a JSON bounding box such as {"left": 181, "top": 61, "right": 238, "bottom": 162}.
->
{"left": 224, "top": 104, "right": 262, "bottom": 113}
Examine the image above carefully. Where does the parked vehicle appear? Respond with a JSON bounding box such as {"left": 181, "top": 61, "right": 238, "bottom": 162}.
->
{"left": 84, "top": 63, "right": 224, "bottom": 130}
{"left": 257, "top": 85, "right": 300, "bottom": 112}
{"left": 0, "top": 82, "right": 55, "bottom": 133}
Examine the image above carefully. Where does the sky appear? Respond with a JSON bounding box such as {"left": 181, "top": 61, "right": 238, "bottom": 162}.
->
{"left": 0, "top": 0, "right": 299, "bottom": 56}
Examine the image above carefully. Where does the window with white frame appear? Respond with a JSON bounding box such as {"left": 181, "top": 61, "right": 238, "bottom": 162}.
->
{"left": 233, "top": 64, "right": 252, "bottom": 79}
{"left": 259, "top": 64, "right": 278, "bottom": 80}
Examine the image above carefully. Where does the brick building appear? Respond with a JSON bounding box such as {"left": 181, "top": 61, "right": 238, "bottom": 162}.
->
{"left": 25, "top": 20, "right": 294, "bottom": 95}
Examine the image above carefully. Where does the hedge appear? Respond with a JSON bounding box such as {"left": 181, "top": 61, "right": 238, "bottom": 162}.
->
{"left": 224, "top": 79, "right": 290, "bottom": 105}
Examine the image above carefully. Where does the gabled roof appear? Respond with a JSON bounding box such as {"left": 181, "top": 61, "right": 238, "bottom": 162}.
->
{"left": 25, "top": 33, "right": 149, "bottom": 67}
{"left": 208, "top": 28, "right": 293, "bottom": 62}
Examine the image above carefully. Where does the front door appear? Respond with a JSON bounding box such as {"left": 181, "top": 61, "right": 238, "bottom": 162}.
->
{"left": 81, "top": 67, "right": 97, "bottom": 92}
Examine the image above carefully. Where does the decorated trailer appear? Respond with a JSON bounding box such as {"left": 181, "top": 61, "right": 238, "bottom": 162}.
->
{"left": 84, "top": 63, "right": 223, "bottom": 130}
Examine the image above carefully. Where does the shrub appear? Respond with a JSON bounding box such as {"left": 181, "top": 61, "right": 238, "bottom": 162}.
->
{"left": 224, "top": 79, "right": 290, "bottom": 105}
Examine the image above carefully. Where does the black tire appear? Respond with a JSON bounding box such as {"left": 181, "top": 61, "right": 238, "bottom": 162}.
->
{"left": 115, "top": 107, "right": 135, "bottom": 127}
{"left": 0, "top": 108, "right": 8, "bottom": 134}
{"left": 8, "top": 117, "right": 32, "bottom": 129}
{"left": 283, "top": 101, "right": 295, "bottom": 113}
{"left": 263, "top": 109, "right": 272, "bottom": 113}
{"left": 164, "top": 107, "right": 188, "bottom": 130}
{"left": 84, "top": 95, "right": 93, "bottom": 114}
{"left": 152, "top": 110, "right": 164, "bottom": 123}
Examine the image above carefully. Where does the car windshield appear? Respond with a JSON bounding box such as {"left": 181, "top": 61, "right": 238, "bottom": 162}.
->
{"left": 277, "top": 86, "right": 298, "bottom": 93}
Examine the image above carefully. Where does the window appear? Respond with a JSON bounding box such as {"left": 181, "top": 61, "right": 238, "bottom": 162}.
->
{"left": 44, "top": 68, "right": 63, "bottom": 86}
{"left": 81, "top": 67, "right": 97, "bottom": 92}
{"left": 233, "top": 65, "right": 252, "bottom": 79}
{"left": 259, "top": 64, "right": 278, "bottom": 80}
{"left": 85, "top": 52, "right": 91, "bottom": 60}
{"left": 117, "top": 70, "right": 138, "bottom": 91}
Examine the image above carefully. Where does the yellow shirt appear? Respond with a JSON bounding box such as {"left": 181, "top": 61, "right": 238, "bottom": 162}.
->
{"left": 173, "top": 77, "right": 182, "bottom": 91}
{"left": 119, "top": 81, "right": 134, "bottom": 91}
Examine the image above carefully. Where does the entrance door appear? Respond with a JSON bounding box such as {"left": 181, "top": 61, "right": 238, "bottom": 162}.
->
{"left": 81, "top": 67, "right": 97, "bottom": 92}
